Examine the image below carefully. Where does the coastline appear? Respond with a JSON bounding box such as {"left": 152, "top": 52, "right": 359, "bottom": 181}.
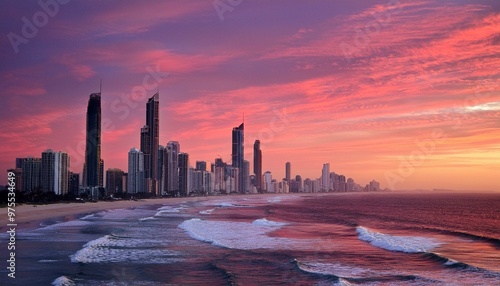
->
{"left": 1, "top": 196, "right": 207, "bottom": 232}
{"left": 2, "top": 191, "right": 494, "bottom": 233}
{"left": 1, "top": 192, "right": 305, "bottom": 232}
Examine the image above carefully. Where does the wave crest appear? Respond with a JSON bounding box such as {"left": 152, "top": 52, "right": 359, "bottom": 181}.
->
{"left": 356, "top": 226, "right": 441, "bottom": 253}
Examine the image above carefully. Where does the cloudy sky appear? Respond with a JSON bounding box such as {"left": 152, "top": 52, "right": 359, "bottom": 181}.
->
{"left": 1, "top": 0, "right": 499, "bottom": 190}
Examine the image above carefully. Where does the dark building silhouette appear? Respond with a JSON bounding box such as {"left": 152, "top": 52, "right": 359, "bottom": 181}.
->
{"left": 69, "top": 172, "right": 80, "bottom": 196}
{"left": 253, "top": 140, "right": 262, "bottom": 191}
{"left": 231, "top": 122, "right": 244, "bottom": 193}
{"left": 21, "top": 157, "right": 41, "bottom": 193}
{"left": 158, "top": 145, "right": 165, "bottom": 195}
{"left": 106, "top": 168, "right": 124, "bottom": 195}
{"left": 15, "top": 158, "right": 27, "bottom": 169}
{"left": 178, "top": 152, "right": 189, "bottom": 197}
{"left": 286, "top": 162, "right": 291, "bottom": 183}
{"left": 83, "top": 92, "right": 101, "bottom": 189}
{"left": 196, "top": 161, "right": 207, "bottom": 171}
{"left": 141, "top": 93, "right": 159, "bottom": 195}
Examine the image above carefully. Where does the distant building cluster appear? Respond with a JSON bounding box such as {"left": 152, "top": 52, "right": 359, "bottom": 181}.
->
{"left": 6, "top": 90, "right": 381, "bottom": 198}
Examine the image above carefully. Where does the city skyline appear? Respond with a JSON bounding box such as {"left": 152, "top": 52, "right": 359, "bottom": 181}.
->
{"left": 1, "top": 1, "right": 499, "bottom": 191}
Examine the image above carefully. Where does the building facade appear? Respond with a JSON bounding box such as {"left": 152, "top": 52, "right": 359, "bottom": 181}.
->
{"left": 83, "top": 92, "right": 102, "bottom": 189}
{"left": 231, "top": 123, "right": 244, "bottom": 193}
{"left": 127, "top": 148, "right": 144, "bottom": 194}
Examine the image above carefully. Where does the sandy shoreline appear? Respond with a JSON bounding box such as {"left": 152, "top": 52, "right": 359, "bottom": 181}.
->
{"left": 1, "top": 193, "right": 312, "bottom": 232}
{"left": 0, "top": 196, "right": 216, "bottom": 232}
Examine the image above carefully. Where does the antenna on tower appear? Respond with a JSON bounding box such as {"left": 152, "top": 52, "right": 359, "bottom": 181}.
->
{"left": 99, "top": 78, "right": 102, "bottom": 94}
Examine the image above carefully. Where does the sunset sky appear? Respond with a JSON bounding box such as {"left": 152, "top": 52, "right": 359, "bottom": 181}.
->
{"left": 1, "top": 0, "right": 499, "bottom": 191}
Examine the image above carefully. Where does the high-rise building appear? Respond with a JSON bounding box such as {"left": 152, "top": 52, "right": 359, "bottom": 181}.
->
{"left": 128, "top": 148, "right": 145, "bottom": 194}
{"left": 15, "top": 158, "right": 27, "bottom": 169}
{"left": 21, "top": 157, "right": 41, "bottom": 193}
{"left": 122, "top": 173, "right": 128, "bottom": 194}
{"left": 165, "top": 141, "right": 180, "bottom": 196}
{"left": 243, "top": 160, "right": 250, "bottom": 193}
{"left": 231, "top": 122, "right": 244, "bottom": 193}
{"left": 321, "top": 163, "right": 330, "bottom": 191}
{"left": 369, "top": 180, "right": 380, "bottom": 191}
{"left": 141, "top": 92, "right": 160, "bottom": 195}
{"left": 41, "top": 149, "right": 69, "bottom": 195}
{"left": 196, "top": 161, "right": 207, "bottom": 171}
{"left": 285, "top": 162, "right": 291, "bottom": 183}
{"left": 263, "top": 171, "right": 273, "bottom": 193}
{"left": 253, "top": 140, "right": 262, "bottom": 192}
{"left": 83, "top": 92, "right": 101, "bottom": 189}
{"left": 158, "top": 145, "right": 165, "bottom": 195}
{"left": 69, "top": 172, "right": 80, "bottom": 196}
{"left": 99, "top": 159, "right": 104, "bottom": 187}
{"left": 214, "top": 158, "right": 226, "bottom": 193}
{"left": 106, "top": 168, "right": 124, "bottom": 195}
{"left": 178, "top": 152, "right": 189, "bottom": 197}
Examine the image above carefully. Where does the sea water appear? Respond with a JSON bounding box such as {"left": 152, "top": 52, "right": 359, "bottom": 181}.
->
{"left": 1, "top": 192, "right": 499, "bottom": 285}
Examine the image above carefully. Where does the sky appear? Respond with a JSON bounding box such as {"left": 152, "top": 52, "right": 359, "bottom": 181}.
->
{"left": 0, "top": 0, "right": 499, "bottom": 191}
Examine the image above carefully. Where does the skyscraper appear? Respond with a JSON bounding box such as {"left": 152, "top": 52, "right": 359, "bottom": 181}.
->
{"left": 69, "top": 172, "right": 80, "bottom": 196}
{"left": 41, "top": 149, "right": 69, "bottom": 195}
{"left": 21, "top": 157, "right": 41, "bottom": 193}
{"left": 253, "top": 140, "right": 262, "bottom": 192}
{"left": 158, "top": 145, "right": 165, "bottom": 195}
{"left": 178, "top": 152, "right": 189, "bottom": 197}
{"left": 141, "top": 92, "right": 159, "bottom": 195}
{"left": 231, "top": 122, "right": 244, "bottom": 193}
{"left": 285, "top": 162, "right": 291, "bottom": 183}
{"left": 195, "top": 161, "right": 207, "bottom": 171}
{"left": 322, "top": 163, "right": 330, "bottom": 192}
{"left": 106, "top": 168, "right": 124, "bottom": 195}
{"left": 128, "top": 148, "right": 144, "bottom": 194}
{"left": 165, "top": 141, "right": 180, "bottom": 196}
{"left": 83, "top": 92, "right": 101, "bottom": 189}
{"left": 243, "top": 160, "right": 250, "bottom": 193}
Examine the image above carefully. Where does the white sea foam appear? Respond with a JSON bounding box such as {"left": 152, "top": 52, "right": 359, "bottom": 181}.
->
{"left": 444, "top": 258, "right": 460, "bottom": 266}
{"left": 252, "top": 218, "right": 287, "bottom": 227}
{"left": 157, "top": 205, "right": 185, "bottom": 212}
{"left": 356, "top": 226, "right": 441, "bottom": 253}
{"left": 267, "top": 197, "right": 283, "bottom": 203}
{"left": 199, "top": 208, "right": 215, "bottom": 215}
{"left": 154, "top": 206, "right": 188, "bottom": 217}
{"left": 217, "top": 202, "right": 238, "bottom": 207}
{"left": 297, "top": 261, "right": 381, "bottom": 278}
{"left": 79, "top": 214, "right": 96, "bottom": 220}
{"left": 178, "top": 218, "right": 298, "bottom": 250}
{"left": 139, "top": 216, "right": 156, "bottom": 221}
{"left": 70, "top": 234, "right": 180, "bottom": 264}
{"left": 51, "top": 276, "right": 75, "bottom": 286}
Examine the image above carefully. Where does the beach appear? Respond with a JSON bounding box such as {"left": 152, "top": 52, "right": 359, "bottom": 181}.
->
{"left": 1, "top": 197, "right": 208, "bottom": 232}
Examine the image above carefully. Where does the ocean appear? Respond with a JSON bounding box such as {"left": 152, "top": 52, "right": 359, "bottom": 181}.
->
{"left": 1, "top": 192, "right": 499, "bottom": 285}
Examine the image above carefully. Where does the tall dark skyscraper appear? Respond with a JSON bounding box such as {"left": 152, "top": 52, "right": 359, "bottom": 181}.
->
{"left": 141, "top": 92, "right": 159, "bottom": 195}
{"left": 286, "top": 162, "right": 291, "bottom": 183}
{"left": 231, "top": 122, "right": 244, "bottom": 193}
{"left": 83, "top": 92, "right": 101, "bottom": 189}
{"left": 253, "top": 140, "right": 262, "bottom": 192}
{"left": 178, "top": 152, "right": 189, "bottom": 197}
{"left": 21, "top": 157, "right": 41, "bottom": 193}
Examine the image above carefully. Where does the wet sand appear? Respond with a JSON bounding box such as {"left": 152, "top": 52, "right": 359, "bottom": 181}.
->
{"left": 0, "top": 197, "right": 212, "bottom": 232}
